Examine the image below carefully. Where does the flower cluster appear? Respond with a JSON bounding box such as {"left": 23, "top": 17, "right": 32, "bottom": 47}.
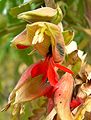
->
{"left": 3, "top": 6, "right": 88, "bottom": 120}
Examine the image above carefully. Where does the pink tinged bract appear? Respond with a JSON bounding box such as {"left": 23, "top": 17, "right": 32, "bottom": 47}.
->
{"left": 14, "top": 75, "right": 52, "bottom": 104}
{"left": 11, "top": 29, "right": 30, "bottom": 49}
{"left": 8, "top": 61, "right": 51, "bottom": 105}
{"left": 54, "top": 73, "right": 74, "bottom": 120}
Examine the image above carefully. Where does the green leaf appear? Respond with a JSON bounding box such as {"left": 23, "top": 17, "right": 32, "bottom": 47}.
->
{"left": 62, "top": 30, "right": 74, "bottom": 45}
{"left": 9, "top": 3, "right": 31, "bottom": 17}
{"left": 0, "top": 14, "right": 7, "bottom": 29}
{"left": 9, "top": 0, "right": 43, "bottom": 17}
{"left": 0, "top": 0, "right": 6, "bottom": 13}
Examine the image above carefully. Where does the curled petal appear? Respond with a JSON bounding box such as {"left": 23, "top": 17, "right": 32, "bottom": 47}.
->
{"left": 31, "top": 58, "right": 49, "bottom": 81}
{"left": 62, "top": 30, "right": 74, "bottom": 45}
{"left": 18, "top": 7, "right": 63, "bottom": 24}
{"left": 55, "top": 63, "right": 74, "bottom": 74}
{"left": 11, "top": 29, "right": 30, "bottom": 49}
{"left": 27, "top": 22, "right": 65, "bottom": 62}
{"left": 14, "top": 63, "right": 38, "bottom": 91}
{"left": 18, "top": 7, "right": 57, "bottom": 23}
{"left": 54, "top": 73, "right": 74, "bottom": 120}
{"left": 47, "top": 59, "right": 58, "bottom": 86}
{"left": 14, "top": 75, "right": 52, "bottom": 104}
{"left": 45, "top": 22, "right": 65, "bottom": 63}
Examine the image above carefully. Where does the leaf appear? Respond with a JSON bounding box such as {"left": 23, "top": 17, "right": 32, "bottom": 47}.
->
{"left": 9, "top": 0, "right": 43, "bottom": 17}
{"left": 62, "top": 30, "right": 74, "bottom": 45}
{"left": 0, "top": 0, "right": 6, "bottom": 13}
{"left": 0, "top": 14, "right": 7, "bottom": 29}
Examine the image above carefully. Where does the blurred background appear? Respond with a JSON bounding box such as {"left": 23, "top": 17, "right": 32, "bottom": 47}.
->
{"left": 0, "top": 0, "right": 91, "bottom": 119}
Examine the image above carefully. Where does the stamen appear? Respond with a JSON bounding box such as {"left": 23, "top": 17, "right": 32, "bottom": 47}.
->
{"left": 38, "top": 33, "right": 44, "bottom": 43}
{"left": 32, "top": 26, "right": 46, "bottom": 45}
{"left": 32, "top": 34, "right": 39, "bottom": 44}
{"left": 32, "top": 29, "right": 40, "bottom": 44}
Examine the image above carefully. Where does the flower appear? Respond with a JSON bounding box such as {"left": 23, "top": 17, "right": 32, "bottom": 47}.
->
{"left": 18, "top": 6, "right": 63, "bottom": 24}
{"left": 11, "top": 22, "right": 65, "bottom": 63}
{"left": 31, "top": 57, "right": 73, "bottom": 86}
{"left": 3, "top": 56, "right": 73, "bottom": 111}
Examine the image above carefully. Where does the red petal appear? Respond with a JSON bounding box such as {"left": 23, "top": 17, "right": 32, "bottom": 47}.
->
{"left": 31, "top": 58, "right": 49, "bottom": 81}
{"left": 16, "top": 44, "right": 29, "bottom": 49}
{"left": 70, "top": 99, "right": 81, "bottom": 109}
{"left": 31, "top": 61, "right": 43, "bottom": 77}
{"left": 45, "top": 86, "right": 54, "bottom": 98}
{"left": 47, "top": 59, "right": 58, "bottom": 86}
{"left": 70, "top": 97, "right": 84, "bottom": 109}
{"left": 55, "top": 63, "right": 74, "bottom": 74}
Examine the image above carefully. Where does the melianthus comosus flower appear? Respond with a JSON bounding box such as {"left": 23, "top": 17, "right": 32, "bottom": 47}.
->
{"left": 2, "top": 5, "right": 90, "bottom": 120}
{"left": 3, "top": 19, "right": 78, "bottom": 118}
{"left": 4, "top": 7, "right": 83, "bottom": 119}
{"left": 5, "top": 56, "right": 73, "bottom": 105}
{"left": 11, "top": 22, "right": 65, "bottom": 63}
{"left": 3, "top": 57, "right": 74, "bottom": 118}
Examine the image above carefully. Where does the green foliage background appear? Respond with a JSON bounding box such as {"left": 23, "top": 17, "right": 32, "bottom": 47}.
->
{"left": 0, "top": 0, "right": 91, "bottom": 119}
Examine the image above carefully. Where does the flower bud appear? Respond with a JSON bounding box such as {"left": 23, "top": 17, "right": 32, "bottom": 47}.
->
{"left": 18, "top": 6, "right": 63, "bottom": 24}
